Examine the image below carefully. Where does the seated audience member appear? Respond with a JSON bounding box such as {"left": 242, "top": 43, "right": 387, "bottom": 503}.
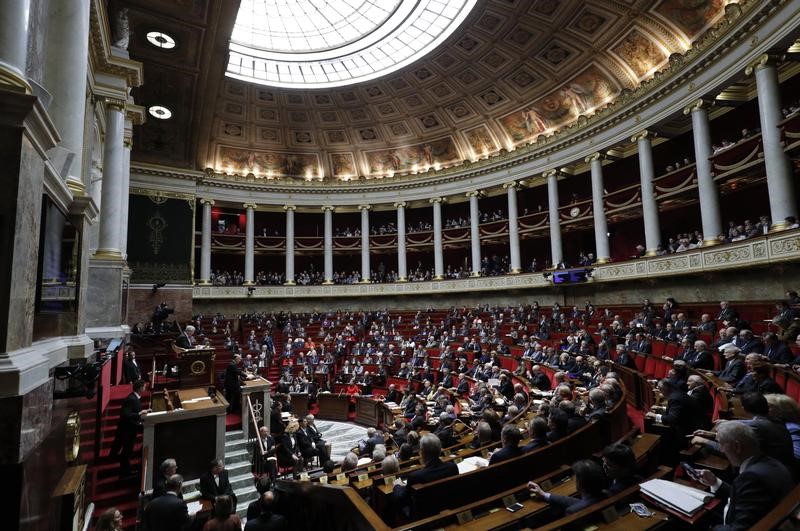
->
{"left": 585, "top": 388, "right": 608, "bottom": 421}
{"left": 547, "top": 409, "right": 569, "bottom": 442}
{"left": 528, "top": 459, "right": 606, "bottom": 515}
{"left": 684, "top": 340, "right": 714, "bottom": 370}
{"left": 244, "top": 491, "right": 288, "bottom": 531}
{"left": 737, "top": 329, "right": 763, "bottom": 355}
{"left": 602, "top": 443, "right": 642, "bottom": 495}
{"left": 714, "top": 345, "right": 745, "bottom": 384}
{"left": 695, "top": 422, "right": 793, "bottom": 530}
{"left": 686, "top": 375, "right": 713, "bottom": 424}
{"left": 614, "top": 345, "right": 637, "bottom": 370}
{"left": 530, "top": 365, "right": 552, "bottom": 391}
{"left": 341, "top": 452, "right": 359, "bottom": 472}
{"left": 297, "top": 417, "right": 329, "bottom": 463}
{"left": 372, "top": 444, "right": 387, "bottom": 464}
{"left": 95, "top": 508, "right": 123, "bottom": 531}
{"left": 153, "top": 458, "right": 179, "bottom": 498}
{"left": 381, "top": 455, "right": 400, "bottom": 476}
{"left": 736, "top": 362, "right": 783, "bottom": 395}
{"left": 489, "top": 424, "right": 523, "bottom": 465}
{"left": 277, "top": 420, "right": 304, "bottom": 474}
{"left": 523, "top": 417, "right": 550, "bottom": 452}
{"left": 245, "top": 477, "right": 273, "bottom": 521}
{"left": 433, "top": 413, "right": 458, "bottom": 448}
{"left": 763, "top": 332, "right": 793, "bottom": 365}
{"left": 666, "top": 360, "right": 689, "bottom": 391}
{"left": 646, "top": 378, "right": 706, "bottom": 442}
{"left": 143, "top": 475, "right": 190, "bottom": 531}
{"left": 199, "top": 459, "right": 237, "bottom": 512}
{"left": 393, "top": 434, "right": 459, "bottom": 518}
{"left": 202, "top": 495, "right": 240, "bottom": 531}
{"left": 560, "top": 400, "right": 587, "bottom": 434}
{"left": 398, "top": 443, "right": 414, "bottom": 462}
{"left": 765, "top": 393, "right": 800, "bottom": 461}
{"left": 470, "top": 421, "right": 493, "bottom": 449}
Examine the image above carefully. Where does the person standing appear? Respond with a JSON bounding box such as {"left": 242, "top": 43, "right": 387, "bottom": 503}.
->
{"left": 110, "top": 380, "right": 148, "bottom": 477}
{"left": 199, "top": 459, "right": 237, "bottom": 512}
{"left": 224, "top": 354, "right": 247, "bottom": 413}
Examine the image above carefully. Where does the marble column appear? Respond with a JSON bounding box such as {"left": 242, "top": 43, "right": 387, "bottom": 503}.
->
{"left": 504, "top": 182, "right": 522, "bottom": 273}
{"left": 431, "top": 197, "right": 444, "bottom": 279}
{"left": 199, "top": 199, "right": 213, "bottom": 284}
{"left": 684, "top": 100, "right": 723, "bottom": 245}
{"left": 244, "top": 203, "right": 256, "bottom": 285}
{"left": 359, "top": 205, "right": 371, "bottom": 282}
{"left": 322, "top": 206, "right": 334, "bottom": 284}
{"left": 545, "top": 170, "right": 564, "bottom": 267}
{"left": 284, "top": 205, "right": 296, "bottom": 285}
{"left": 95, "top": 100, "right": 126, "bottom": 259}
{"left": 747, "top": 55, "right": 798, "bottom": 228}
{"left": 467, "top": 191, "right": 482, "bottom": 276}
{"left": 586, "top": 154, "right": 610, "bottom": 263}
{"left": 0, "top": 0, "right": 31, "bottom": 91}
{"left": 118, "top": 134, "right": 132, "bottom": 259}
{"left": 43, "top": 0, "right": 91, "bottom": 191}
{"left": 632, "top": 130, "right": 661, "bottom": 255}
{"left": 395, "top": 202, "right": 407, "bottom": 281}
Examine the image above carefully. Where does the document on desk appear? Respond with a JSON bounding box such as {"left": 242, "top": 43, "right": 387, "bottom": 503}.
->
{"left": 186, "top": 501, "right": 203, "bottom": 515}
{"left": 457, "top": 456, "right": 489, "bottom": 474}
{"left": 640, "top": 478, "right": 711, "bottom": 516}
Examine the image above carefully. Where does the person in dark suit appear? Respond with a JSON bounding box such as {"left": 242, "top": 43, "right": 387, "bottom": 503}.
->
{"left": 276, "top": 420, "right": 303, "bottom": 474}
{"left": 224, "top": 354, "right": 247, "bottom": 413}
{"left": 529, "top": 459, "right": 606, "bottom": 515}
{"left": 393, "top": 433, "right": 459, "bottom": 518}
{"left": 716, "top": 301, "right": 740, "bottom": 327}
{"left": 715, "top": 346, "right": 745, "bottom": 384}
{"left": 489, "top": 424, "right": 523, "bottom": 465}
{"left": 696, "top": 422, "right": 793, "bottom": 531}
{"left": 530, "top": 365, "right": 551, "bottom": 391}
{"left": 613, "top": 345, "right": 638, "bottom": 370}
{"left": 110, "top": 380, "right": 148, "bottom": 477}
{"left": 762, "top": 332, "right": 793, "bottom": 365}
{"left": 244, "top": 492, "right": 288, "bottom": 531}
{"left": 496, "top": 373, "right": 514, "bottom": 400}
{"left": 440, "top": 368, "right": 454, "bottom": 389}
{"left": 602, "top": 444, "right": 642, "bottom": 495}
{"left": 432, "top": 413, "right": 457, "bottom": 448}
{"left": 646, "top": 378, "right": 706, "bottom": 441}
{"left": 252, "top": 426, "right": 278, "bottom": 481}
{"left": 686, "top": 375, "right": 713, "bottom": 426}
{"left": 297, "top": 417, "right": 329, "bottom": 463}
{"left": 522, "top": 417, "right": 550, "bottom": 453}
{"left": 384, "top": 384, "right": 401, "bottom": 403}
{"left": 684, "top": 340, "right": 715, "bottom": 370}
{"left": 122, "top": 351, "right": 142, "bottom": 384}
{"left": 175, "top": 325, "right": 197, "bottom": 349}
{"left": 143, "top": 475, "right": 190, "bottom": 531}
{"left": 199, "top": 459, "right": 237, "bottom": 512}
{"left": 152, "top": 458, "right": 179, "bottom": 498}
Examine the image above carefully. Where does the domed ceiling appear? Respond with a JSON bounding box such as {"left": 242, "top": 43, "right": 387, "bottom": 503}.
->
{"left": 124, "top": 0, "right": 728, "bottom": 182}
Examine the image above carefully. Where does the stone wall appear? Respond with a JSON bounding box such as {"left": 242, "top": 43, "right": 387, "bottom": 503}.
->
{"left": 127, "top": 285, "right": 193, "bottom": 326}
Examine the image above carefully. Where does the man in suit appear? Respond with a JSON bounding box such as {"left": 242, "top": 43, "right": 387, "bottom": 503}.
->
{"left": 762, "top": 332, "right": 793, "bottom": 365}
{"left": 522, "top": 417, "right": 550, "bottom": 453}
{"left": 684, "top": 340, "right": 715, "bottom": 370}
{"left": 697, "top": 422, "right": 793, "bottom": 531}
{"left": 432, "top": 413, "right": 457, "bottom": 448}
{"left": 489, "top": 424, "right": 523, "bottom": 465}
{"left": 440, "top": 368, "right": 454, "bottom": 389}
{"left": 175, "top": 325, "right": 197, "bottom": 349}
{"left": 122, "top": 351, "right": 142, "bottom": 384}
{"left": 686, "top": 375, "right": 713, "bottom": 425}
{"left": 717, "top": 301, "right": 740, "bottom": 327}
{"left": 384, "top": 383, "right": 401, "bottom": 403}
{"left": 530, "top": 365, "right": 551, "bottom": 391}
{"left": 224, "top": 354, "right": 247, "bottom": 413}
{"left": 277, "top": 420, "right": 304, "bottom": 474}
{"left": 252, "top": 426, "right": 278, "bottom": 481}
{"left": 529, "top": 459, "right": 606, "bottom": 515}
{"left": 110, "top": 380, "right": 148, "bottom": 477}
{"left": 736, "top": 330, "right": 763, "bottom": 355}
{"left": 646, "top": 378, "right": 706, "bottom": 441}
{"left": 244, "top": 491, "right": 288, "bottom": 531}
{"left": 393, "top": 433, "right": 459, "bottom": 518}
{"left": 714, "top": 345, "right": 745, "bottom": 385}
{"left": 199, "top": 459, "right": 237, "bottom": 512}
{"left": 297, "top": 417, "right": 329, "bottom": 463}
{"left": 152, "top": 458, "right": 179, "bottom": 498}
{"left": 143, "top": 474, "right": 190, "bottom": 531}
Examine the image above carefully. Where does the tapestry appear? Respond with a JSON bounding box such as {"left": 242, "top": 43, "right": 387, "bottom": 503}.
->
{"left": 127, "top": 194, "right": 193, "bottom": 283}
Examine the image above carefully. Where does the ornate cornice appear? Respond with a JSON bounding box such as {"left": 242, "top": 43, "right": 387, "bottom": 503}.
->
{"left": 88, "top": 0, "right": 143, "bottom": 87}
{"left": 129, "top": 187, "right": 195, "bottom": 201}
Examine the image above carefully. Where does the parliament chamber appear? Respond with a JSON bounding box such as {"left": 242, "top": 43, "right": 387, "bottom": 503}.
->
{"left": 3, "top": 0, "right": 800, "bottom": 530}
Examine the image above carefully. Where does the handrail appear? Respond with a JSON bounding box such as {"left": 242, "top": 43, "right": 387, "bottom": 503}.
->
{"left": 246, "top": 395, "right": 266, "bottom": 457}
{"left": 140, "top": 446, "right": 148, "bottom": 494}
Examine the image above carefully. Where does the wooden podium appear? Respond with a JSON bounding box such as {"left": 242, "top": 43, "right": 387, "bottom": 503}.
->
{"left": 142, "top": 388, "right": 228, "bottom": 491}
{"left": 171, "top": 345, "right": 216, "bottom": 389}
{"left": 241, "top": 377, "right": 271, "bottom": 440}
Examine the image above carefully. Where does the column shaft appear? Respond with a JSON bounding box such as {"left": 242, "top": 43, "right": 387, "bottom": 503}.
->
{"left": 396, "top": 203, "right": 407, "bottom": 281}
{"left": 0, "top": 0, "right": 31, "bottom": 87}
{"left": 199, "top": 200, "right": 212, "bottom": 283}
{"left": 95, "top": 103, "right": 125, "bottom": 258}
{"left": 323, "top": 207, "right": 333, "bottom": 283}
{"left": 637, "top": 134, "right": 661, "bottom": 254}
{"left": 688, "top": 104, "right": 722, "bottom": 243}
{"left": 469, "top": 193, "right": 481, "bottom": 275}
{"left": 285, "top": 207, "right": 295, "bottom": 284}
{"left": 118, "top": 137, "right": 131, "bottom": 258}
{"left": 244, "top": 205, "right": 255, "bottom": 284}
{"left": 547, "top": 173, "right": 564, "bottom": 266}
{"left": 589, "top": 157, "right": 610, "bottom": 262}
{"left": 506, "top": 184, "right": 522, "bottom": 272}
{"left": 753, "top": 60, "right": 798, "bottom": 226}
{"left": 432, "top": 199, "right": 444, "bottom": 279}
{"left": 360, "top": 207, "right": 370, "bottom": 282}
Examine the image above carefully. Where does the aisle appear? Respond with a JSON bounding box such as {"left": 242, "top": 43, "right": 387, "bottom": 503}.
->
{"left": 314, "top": 420, "right": 369, "bottom": 462}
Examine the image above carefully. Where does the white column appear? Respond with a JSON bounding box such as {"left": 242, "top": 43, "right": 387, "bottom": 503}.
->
{"left": 632, "top": 130, "right": 661, "bottom": 255}
{"left": 467, "top": 191, "right": 482, "bottom": 276}
{"left": 322, "top": 206, "right": 334, "bottom": 284}
{"left": 504, "top": 182, "right": 522, "bottom": 273}
{"left": 43, "top": 0, "right": 91, "bottom": 189}
{"left": 360, "top": 205, "right": 371, "bottom": 282}
{"left": 395, "top": 202, "right": 407, "bottom": 281}
{"left": 95, "top": 100, "right": 126, "bottom": 259}
{"left": 199, "top": 199, "right": 213, "bottom": 284}
{"left": 118, "top": 134, "right": 132, "bottom": 259}
{"left": 284, "top": 205, "right": 296, "bottom": 285}
{"left": 747, "top": 55, "right": 798, "bottom": 228}
{"left": 244, "top": 203, "right": 256, "bottom": 285}
{"left": 431, "top": 198, "right": 444, "bottom": 279}
{"left": 684, "top": 100, "right": 722, "bottom": 245}
{"left": 545, "top": 170, "right": 564, "bottom": 267}
{"left": 586, "top": 154, "right": 610, "bottom": 263}
{"left": 0, "top": 0, "right": 31, "bottom": 91}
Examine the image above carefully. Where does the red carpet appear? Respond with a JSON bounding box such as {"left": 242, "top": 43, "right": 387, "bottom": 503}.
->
{"left": 627, "top": 403, "right": 645, "bottom": 433}
{"left": 226, "top": 412, "right": 242, "bottom": 430}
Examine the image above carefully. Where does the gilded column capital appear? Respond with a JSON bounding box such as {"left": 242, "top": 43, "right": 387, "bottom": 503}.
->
{"left": 283, "top": 204, "right": 296, "bottom": 211}
{"left": 465, "top": 190, "right": 482, "bottom": 198}
{"left": 200, "top": 198, "right": 215, "bottom": 206}
{"left": 358, "top": 204, "right": 372, "bottom": 211}
{"left": 542, "top": 169, "right": 559, "bottom": 179}
{"left": 584, "top": 152, "right": 605, "bottom": 163}
{"left": 104, "top": 97, "right": 127, "bottom": 111}
{"left": 745, "top": 53, "right": 783, "bottom": 76}
{"left": 631, "top": 129, "right": 655, "bottom": 143}
{"left": 321, "top": 205, "right": 335, "bottom": 212}
{"left": 502, "top": 181, "right": 518, "bottom": 190}
{"left": 683, "top": 98, "right": 714, "bottom": 115}
{"left": 123, "top": 134, "right": 133, "bottom": 148}
{"left": 393, "top": 201, "right": 407, "bottom": 209}
{"left": 243, "top": 203, "right": 258, "bottom": 210}
{"left": 429, "top": 197, "right": 444, "bottom": 204}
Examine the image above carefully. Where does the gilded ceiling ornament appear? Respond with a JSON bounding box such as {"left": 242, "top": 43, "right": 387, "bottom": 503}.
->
{"left": 147, "top": 212, "right": 168, "bottom": 255}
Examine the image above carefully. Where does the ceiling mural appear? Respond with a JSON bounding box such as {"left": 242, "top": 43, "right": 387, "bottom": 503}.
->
{"left": 121, "top": 0, "right": 728, "bottom": 180}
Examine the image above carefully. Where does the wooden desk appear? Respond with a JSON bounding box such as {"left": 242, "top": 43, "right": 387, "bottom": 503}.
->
{"left": 241, "top": 377, "right": 271, "bottom": 440}
{"left": 317, "top": 393, "right": 350, "bottom": 421}
{"left": 142, "top": 388, "right": 228, "bottom": 491}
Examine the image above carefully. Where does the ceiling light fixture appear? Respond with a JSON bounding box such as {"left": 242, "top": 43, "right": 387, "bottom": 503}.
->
{"left": 148, "top": 105, "right": 173, "bottom": 120}
{"left": 146, "top": 31, "right": 177, "bottom": 49}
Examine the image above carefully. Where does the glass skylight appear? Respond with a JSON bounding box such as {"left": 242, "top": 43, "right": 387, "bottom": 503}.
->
{"left": 227, "top": 0, "right": 477, "bottom": 88}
